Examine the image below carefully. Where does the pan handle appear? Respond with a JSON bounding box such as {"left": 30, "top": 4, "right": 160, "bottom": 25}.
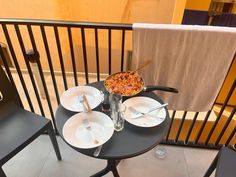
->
{"left": 143, "top": 85, "right": 178, "bottom": 93}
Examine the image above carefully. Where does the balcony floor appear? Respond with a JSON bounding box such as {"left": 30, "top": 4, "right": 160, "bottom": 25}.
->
{"left": 2, "top": 135, "right": 217, "bottom": 177}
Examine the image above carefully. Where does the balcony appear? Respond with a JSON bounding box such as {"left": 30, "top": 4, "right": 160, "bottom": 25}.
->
{"left": 0, "top": 19, "right": 235, "bottom": 177}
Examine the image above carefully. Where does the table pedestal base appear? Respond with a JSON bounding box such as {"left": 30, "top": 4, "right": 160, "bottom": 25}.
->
{"left": 91, "top": 159, "right": 120, "bottom": 177}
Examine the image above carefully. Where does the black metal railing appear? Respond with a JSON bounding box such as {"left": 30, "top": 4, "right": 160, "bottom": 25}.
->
{"left": 0, "top": 19, "right": 235, "bottom": 149}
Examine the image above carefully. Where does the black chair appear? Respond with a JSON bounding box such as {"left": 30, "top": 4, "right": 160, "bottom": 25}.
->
{"left": 204, "top": 147, "right": 236, "bottom": 177}
{"left": 0, "top": 65, "right": 61, "bottom": 177}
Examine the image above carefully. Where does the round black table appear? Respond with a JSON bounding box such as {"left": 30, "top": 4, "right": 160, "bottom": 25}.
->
{"left": 55, "top": 81, "right": 170, "bottom": 177}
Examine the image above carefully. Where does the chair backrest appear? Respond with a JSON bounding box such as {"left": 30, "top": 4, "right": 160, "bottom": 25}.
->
{"left": 0, "top": 66, "right": 19, "bottom": 108}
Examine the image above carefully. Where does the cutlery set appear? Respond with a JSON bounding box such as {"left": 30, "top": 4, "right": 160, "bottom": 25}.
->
{"left": 79, "top": 94, "right": 103, "bottom": 157}
{"left": 129, "top": 103, "right": 168, "bottom": 119}
{"left": 78, "top": 94, "right": 168, "bottom": 157}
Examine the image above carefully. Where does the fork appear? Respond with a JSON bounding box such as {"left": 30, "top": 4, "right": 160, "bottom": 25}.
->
{"left": 129, "top": 104, "right": 168, "bottom": 119}
{"left": 80, "top": 95, "right": 101, "bottom": 152}
{"left": 82, "top": 118, "right": 99, "bottom": 144}
{"left": 93, "top": 145, "right": 102, "bottom": 157}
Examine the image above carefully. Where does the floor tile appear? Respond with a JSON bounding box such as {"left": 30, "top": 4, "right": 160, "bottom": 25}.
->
{"left": 183, "top": 147, "right": 218, "bottom": 177}
{"left": 116, "top": 145, "right": 189, "bottom": 177}
{"left": 39, "top": 137, "right": 107, "bottom": 177}
{"left": 2, "top": 136, "right": 52, "bottom": 177}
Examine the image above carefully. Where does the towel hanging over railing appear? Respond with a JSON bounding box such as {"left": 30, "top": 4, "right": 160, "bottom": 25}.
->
{"left": 132, "top": 23, "right": 236, "bottom": 112}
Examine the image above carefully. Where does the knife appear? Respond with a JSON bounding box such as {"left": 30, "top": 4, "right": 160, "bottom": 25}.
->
{"left": 83, "top": 94, "right": 92, "bottom": 112}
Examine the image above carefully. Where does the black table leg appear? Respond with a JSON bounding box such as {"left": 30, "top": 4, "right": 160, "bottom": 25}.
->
{"left": 90, "top": 159, "right": 120, "bottom": 177}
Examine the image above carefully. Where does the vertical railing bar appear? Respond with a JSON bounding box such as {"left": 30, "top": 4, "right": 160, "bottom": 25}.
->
{"left": 54, "top": 26, "right": 68, "bottom": 90}
{"left": 165, "top": 110, "right": 176, "bottom": 141}
{"left": 120, "top": 29, "right": 125, "bottom": 71}
{"left": 195, "top": 110, "right": 212, "bottom": 143}
{"left": 203, "top": 53, "right": 236, "bottom": 145}
{"left": 81, "top": 27, "right": 89, "bottom": 84}
{"left": 14, "top": 24, "right": 45, "bottom": 116}
{"left": 108, "top": 29, "right": 111, "bottom": 75}
{"left": 205, "top": 78, "right": 236, "bottom": 145}
{"left": 1, "top": 24, "right": 33, "bottom": 111}
{"left": 185, "top": 112, "right": 199, "bottom": 143}
{"left": 40, "top": 25, "right": 60, "bottom": 105}
{"left": 225, "top": 119, "right": 236, "bottom": 146}
{"left": 94, "top": 28, "right": 100, "bottom": 81}
{"left": 175, "top": 111, "right": 187, "bottom": 142}
{"left": 27, "top": 25, "right": 56, "bottom": 125}
{"left": 215, "top": 105, "right": 236, "bottom": 146}
{"left": 67, "top": 27, "right": 78, "bottom": 86}
{"left": 0, "top": 45, "right": 23, "bottom": 107}
{"left": 27, "top": 25, "right": 37, "bottom": 50}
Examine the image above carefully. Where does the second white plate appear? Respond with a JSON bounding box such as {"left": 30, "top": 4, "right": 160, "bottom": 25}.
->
{"left": 123, "top": 97, "right": 167, "bottom": 127}
{"left": 63, "top": 111, "right": 114, "bottom": 149}
{"left": 60, "top": 86, "right": 102, "bottom": 112}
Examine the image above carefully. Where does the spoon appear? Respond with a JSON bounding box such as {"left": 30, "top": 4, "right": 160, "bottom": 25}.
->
{"left": 131, "top": 60, "right": 151, "bottom": 73}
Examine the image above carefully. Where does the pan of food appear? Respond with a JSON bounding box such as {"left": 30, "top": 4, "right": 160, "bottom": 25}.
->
{"left": 104, "top": 71, "right": 178, "bottom": 97}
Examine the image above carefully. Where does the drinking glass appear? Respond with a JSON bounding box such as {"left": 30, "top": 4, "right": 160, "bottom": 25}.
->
{"left": 100, "top": 88, "right": 110, "bottom": 112}
{"left": 109, "top": 94, "right": 126, "bottom": 131}
{"left": 154, "top": 145, "right": 167, "bottom": 159}
{"left": 113, "top": 103, "right": 126, "bottom": 131}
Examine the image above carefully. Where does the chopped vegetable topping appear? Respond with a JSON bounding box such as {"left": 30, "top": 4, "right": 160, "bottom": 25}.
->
{"left": 105, "top": 72, "right": 144, "bottom": 96}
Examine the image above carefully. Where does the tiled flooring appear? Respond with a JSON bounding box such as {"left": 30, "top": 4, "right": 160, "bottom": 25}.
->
{"left": 2, "top": 135, "right": 217, "bottom": 177}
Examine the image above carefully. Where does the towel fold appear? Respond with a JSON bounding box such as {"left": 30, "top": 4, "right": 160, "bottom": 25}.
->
{"left": 132, "top": 23, "right": 236, "bottom": 111}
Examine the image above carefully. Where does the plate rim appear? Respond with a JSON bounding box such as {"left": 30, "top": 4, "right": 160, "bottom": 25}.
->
{"left": 62, "top": 111, "right": 114, "bottom": 149}
{"left": 123, "top": 96, "right": 166, "bottom": 128}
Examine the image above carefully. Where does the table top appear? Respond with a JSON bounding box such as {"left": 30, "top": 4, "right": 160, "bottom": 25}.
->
{"left": 55, "top": 81, "right": 170, "bottom": 160}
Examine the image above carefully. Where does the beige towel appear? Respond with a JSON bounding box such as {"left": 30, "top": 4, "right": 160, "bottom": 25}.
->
{"left": 132, "top": 23, "right": 236, "bottom": 112}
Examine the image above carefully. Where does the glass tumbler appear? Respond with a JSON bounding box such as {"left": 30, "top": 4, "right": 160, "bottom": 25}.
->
{"left": 100, "top": 88, "right": 110, "bottom": 112}
{"left": 109, "top": 94, "right": 126, "bottom": 132}
{"left": 154, "top": 145, "right": 167, "bottom": 159}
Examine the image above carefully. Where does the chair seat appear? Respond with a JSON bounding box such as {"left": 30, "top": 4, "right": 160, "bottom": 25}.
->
{"left": 0, "top": 65, "right": 61, "bottom": 177}
{"left": 0, "top": 104, "right": 50, "bottom": 165}
{"left": 216, "top": 147, "right": 236, "bottom": 177}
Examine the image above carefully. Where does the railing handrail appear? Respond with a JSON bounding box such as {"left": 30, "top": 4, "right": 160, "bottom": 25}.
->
{"left": 0, "top": 18, "right": 133, "bottom": 29}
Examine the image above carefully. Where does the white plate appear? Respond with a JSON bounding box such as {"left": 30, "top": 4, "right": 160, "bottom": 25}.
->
{"left": 123, "top": 97, "right": 167, "bottom": 127}
{"left": 62, "top": 111, "right": 114, "bottom": 149}
{"left": 60, "top": 86, "right": 102, "bottom": 112}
